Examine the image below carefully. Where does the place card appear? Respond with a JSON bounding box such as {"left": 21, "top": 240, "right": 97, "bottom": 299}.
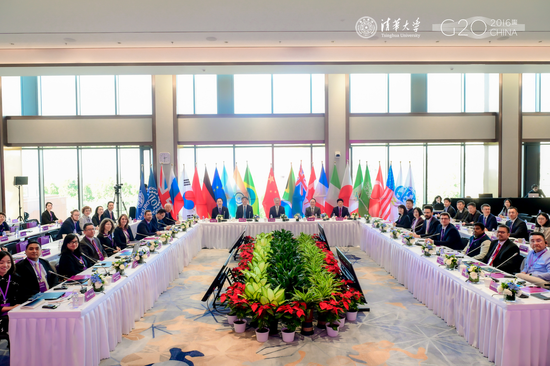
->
{"left": 268, "top": 218, "right": 275, "bottom": 222}
{"left": 41, "top": 249, "right": 51, "bottom": 256}
{"left": 132, "top": 260, "right": 139, "bottom": 269}
{"left": 461, "top": 267, "right": 469, "bottom": 278}
{"left": 436, "top": 256, "right": 444, "bottom": 265}
{"left": 521, "top": 286, "right": 549, "bottom": 294}
{"left": 519, "top": 244, "right": 529, "bottom": 254}
{"left": 209, "top": 219, "right": 217, "bottom": 223}
{"left": 0, "top": 237, "right": 7, "bottom": 242}
{"left": 238, "top": 218, "right": 247, "bottom": 222}
{"left": 20, "top": 231, "right": 27, "bottom": 237}
{"left": 489, "top": 281, "right": 499, "bottom": 292}
{"left": 307, "top": 217, "right": 315, "bottom": 222}
{"left": 11, "top": 219, "right": 17, "bottom": 224}
{"left": 336, "top": 217, "right": 344, "bottom": 221}
{"left": 41, "top": 226, "right": 48, "bottom": 231}
{"left": 84, "top": 288, "right": 95, "bottom": 302}
{"left": 112, "top": 272, "right": 121, "bottom": 283}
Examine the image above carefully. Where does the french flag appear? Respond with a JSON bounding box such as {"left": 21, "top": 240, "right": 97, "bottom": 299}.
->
{"left": 169, "top": 166, "right": 184, "bottom": 220}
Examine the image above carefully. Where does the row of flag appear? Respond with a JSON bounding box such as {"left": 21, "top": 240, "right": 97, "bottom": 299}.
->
{"left": 135, "top": 161, "right": 417, "bottom": 221}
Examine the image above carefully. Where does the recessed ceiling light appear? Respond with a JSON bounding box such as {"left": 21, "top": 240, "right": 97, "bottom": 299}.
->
{"left": 436, "top": 40, "right": 439, "bottom": 43}
{"left": 497, "top": 36, "right": 509, "bottom": 41}
{"left": 63, "top": 38, "right": 76, "bottom": 42}
{"left": 331, "top": 40, "right": 334, "bottom": 43}
{"left": 224, "top": 41, "right": 228, "bottom": 43}
{"left": 10, "top": 43, "right": 14, "bottom": 45}
{"left": 539, "top": 40, "right": 543, "bottom": 43}
{"left": 117, "top": 42, "right": 121, "bottom": 44}
{"left": 206, "top": 37, "right": 217, "bottom": 41}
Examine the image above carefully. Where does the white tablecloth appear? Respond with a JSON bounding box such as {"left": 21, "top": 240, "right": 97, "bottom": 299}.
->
{"left": 9, "top": 225, "right": 202, "bottom": 366}
{"left": 360, "top": 223, "right": 550, "bottom": 366}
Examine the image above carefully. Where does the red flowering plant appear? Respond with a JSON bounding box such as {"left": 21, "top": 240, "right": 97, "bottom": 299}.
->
{"left": 276, "top": 301, "right": 307, "bottom": 333}
{"left": 314, "top": 241, "right": 341, "bottom": 275}
{"left": 318, "top": 297, "right": 345, "bottom": 330}
{"left": 232, "top": 239, "right": 255, "bottom": 282}
{"left": 250, "top": 302, "right": 277, "bottom": 331}
{"left": 220, "top": 282, "right": 250, "bottom": 319}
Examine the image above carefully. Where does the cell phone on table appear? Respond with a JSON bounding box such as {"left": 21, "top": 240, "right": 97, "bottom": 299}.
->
{"left": 42, "top": 304, "right": 59, "bottom": 309}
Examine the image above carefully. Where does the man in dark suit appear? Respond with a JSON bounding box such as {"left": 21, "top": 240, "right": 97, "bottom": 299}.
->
{"left": 405, "top": 199, "right": 415, "bottom": 221}
{"left": 477, "top": 204, "right": 498, "bottom": 231}
{"left": 331, "top": 198, "right": 350, "bottom": 218}
{"left": 212, "top": 198, "right": 230, "bottom": 219}
{"left": 268, "top": 197, "right": 284, "bottom": 219}
{"left": 413, "top": 205, "right": 440, "bottom": 238}
{"left": 463, "top": 202, "right": 481, "bottom": 224}
{"left": 80, "top": 223, "right": 108, "bottom": 261}
{"left": 482, "top": 225, "right": 521, "bottom": 274}
{"left": 152, "top": 209, "right": 172, "bottom": 230}
{"left": 162, "top": 203, "right": 179, "bottom": 225}
{"left": 16, "top": 241, "right": 58, "bottom": 300}
{"left": 137, "top": 210, "right": 161, "bottom": 238}
{"left": 427, "top": 212, "right": 463, "bottom": 250}
{"left": 506, "top": 206, "right": 529, "bottom": 240}
{"left": 305, "top": 198, "right": 322, "bottom": 218}
{"left": 102, "top": 201, "right": 116, "bottom": 221}
{"left": 55, "top": 209, "right": 82, "bottom": 240}
{"left": 236, "top": 197, "right": 254, "bottom": 219}
{"left": 453, "top": 200, "right": 468, "bottom": 221}
{"left": 438, "top": 198, "right": 456, "bottom": 218}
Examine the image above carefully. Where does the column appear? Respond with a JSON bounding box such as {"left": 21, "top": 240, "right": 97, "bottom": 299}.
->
{"left": 326, "top": 74, "right": 347, "bottom": 178}
{"left": 500, "top": 74, "right": 522, "bottom": 197}
{"left": 153, "top": 75, "right": 177, "bottom": 185}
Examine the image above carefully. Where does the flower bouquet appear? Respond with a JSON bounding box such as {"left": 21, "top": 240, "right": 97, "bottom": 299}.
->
{"left": 379, "top": 223, "right": 389, "bottom": 233}
{"left": 372, "top": 219, "right": 383, "bottom": 228}
{"left": 112, "top": 259, "right": 126, "bottom": 275}
{"left": 466, "top": 264, "right": 483, "bottom": 283}
{"left": 402, "top": 233, "right": 415, "bottom": 246}
{"left": 159, "top": 233, "right": 170, "bottom": 244}
{"left": 254, "top": 215, "right": 260, "bottom": 222}
{"left": 322, "top": 213, "right": 329, "bottom": 221}
{"left": 216, "top": 214, "right": 224, "bottom": 222}
{"left": 351, "top": 212, "right": 359, "bottom": 221}
{"left": 280, "top": 214, "right": 289, "bottom": 222}
{"left": 390, "top": 229, "right": 400, "bottom": 239}
{"left": 421, "top": 242, "right": 436, "bottom": 257}
{"left": 90, "top": 272, "right": 105, "bottom": 292}
{"left": 444, "top": 254, "right": 458, "bottom": 270}
{"left": 294, "top": 213, "right": 301, "bottom": 222}
{"left": 363, "top": 214, "right": 371, "bottom": 222}
{"left": 135, "top": 247, "right": 149, "bottom": 264}
{"left": 497, "top": 280, "right": 522, "bottom": 302}
{"left": 148, "top": 240, "right": 160, "bottom": 253}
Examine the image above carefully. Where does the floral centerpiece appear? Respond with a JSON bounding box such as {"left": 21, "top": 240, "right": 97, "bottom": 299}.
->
{"left": 444, "top": 254, "right": 459, "bottom": 270}
{"left": 421, "top": 242, "right": 436, "bottom": 257}
{"left": 254, "top": 215, "right": 260, "bottom": 222}
{"left": 466, "top": 264, "right": 483, "bottom": 283}
{"left": 135, "top": 247, "right": 149, "bottom": 264}
{"left": 90, "top": 273, "right": 105, "bottom": 292}
{"left": 379, "top": 223, "right": 389, "bottom": 233}
{"left": 372, "top": 219, "right": 383, "bottom": 228}
{"left": 280, "top": 214, "right": 289, "bottom": 222}
{"left": 390, "top": 229, "right": 400, "bottom": 239}
{"left": 351, "top": 212, "right": 359, "bottom": 221}
{"left": 322, "top": 213, "right": 329, "bottom": 221}
{"left": 159, "top": 233, "right": 170, "bottom": 244}
{"left": 216, "top": 214, "right": 224, "bottom": 222}
{"left": 148, "top": 240, "right": 160, "bottom": 253}
{"left": 497, "top": 280, "right": 522, "bottom": 302}
{"left": 294, "top": 213, "right": 301, "bottom": 222}
{"left": 363, "top": 214, "right": 371, "bottom": 222}
{"left": 112, "top": 259, "right": 126, "bottom": 275}
{"left": 402, "top": 233, "right": 415, "bottom": 246}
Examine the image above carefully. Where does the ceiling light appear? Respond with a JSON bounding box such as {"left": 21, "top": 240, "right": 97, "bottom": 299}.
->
{"left": 117, "top": 42, "right": 121, "bottom": 44}
{"left": 497, "top": 36, "right": 509, "bottom": 41}
{"left": 206, "top": 37, "right": 217, "bottom": 41}
{"left": 63, "top": 38, "right": 76, "bottom": 42}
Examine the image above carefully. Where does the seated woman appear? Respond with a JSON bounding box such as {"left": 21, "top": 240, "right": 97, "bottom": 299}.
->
{"left": 92, "top": 206, "right": 104, "bottom": 227}
{"left": 533, "top": 212, "right": 550, "bottom": 244}
{"left": 113, "top": 214, "right": 134, "bottom": 250}
{"left": 395, "top": 205, "right": 411, "bottom": 228}
{"left": 0, "top": 251, "right": 23, "bottom": 334}
{"left": 40, "top": 201, "right": 62, "bottom": 225}
{"left": 0, "top": 212, "right": 10, "bottom": 233}
{"left": 79, "top": 206, "right": 93, "bottom": 230}
{"left": 498, "top": 198, "right": 512, "bottom": 218}
{"left": 57, "top": 234, "right": 90, "bottom": 278}
{"left": 98, "top": 219, "right": 120, "bottom": 257}
{"left": 410, "top": 207, "right": 425, "bottom": 235}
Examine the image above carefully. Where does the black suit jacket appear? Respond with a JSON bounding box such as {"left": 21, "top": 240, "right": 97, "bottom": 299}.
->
{"left": 56, "top": 218, "right": 82, "bottom": 240}
{"left": 136, "top": 220, "right": 157, "bottom": 238}
{"left": 464, "top": 210, "right": 481, "bottom": 223}
{"left": 442, "top": 205, "right": 456, "bottom": 217}
{"left": 162, "top": 211, "right": 177, "bottom": 225}
{"left": 98, "top": 232, "right": 117, "bottom": 256}
{"left": 410, "top": 217, "right": 424, "bottom": 234}
{"left": 57, "top": 252, "right": 90, "bottom": 278}
{"left": 482, "top": 239, "right": 521, "bottom": 274}
{"left": 454, "top": 209, "right": 468, "bottom": 221}
{"left": 113, "top": 227, "right": 134, "bottom": 249}
{"left": 406, "top": 208, "right": 415, "bottom": 222}
{"left": 236, "top": 205, "right": 254, "bottom": 219}
{"left": 92, "top": 214, "right": 102, "bottom": 227}
{"left": 268, "top": 206, "right": 284, "bottom": 218}
{"left": 331, "top": 206, "right": 350, "bottom": 218}
{"left": 101, "top": 210, "right": 116, "bottom": 222}
{"left": 477, "top": 214, "right": 498, "bottom": 231}
{"left": 418, "top": 217, "right": 440, "bottom": 237}
{"left": 212, "top": 206, "right": 230, "bottom": 219}
{"left": 305, "top": 206, "right": 321, "bottom": 218}
{"left": 506, "top": 218, "right": 529, "bottom": 240}
{"left": 433, "top": 224, "right": 464, "bottom": 250}
{"left": 15, "top": 258, "right": 58, "bottom": 301}
{"left": 395, "top": 214, "right": 411, "bottom": 228}
{"left": 80, "top": 237, "right": 108, "bottom": 261}
{"left": 40, "top": 210, "right": 58, "bottom": 225}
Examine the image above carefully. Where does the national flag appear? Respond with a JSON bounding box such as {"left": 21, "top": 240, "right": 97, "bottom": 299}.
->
{"left": 145, "top": 166, "right": 162, "bottom": 214}
{"left": 292, "top": 163, "right": 307, "bottom": 216}
{"left": 303, "top": 166, "right": 317, "bottom": 212}
{"left": 222, "top": 163, "right": 236, "bottom": 215}
{"left": 243, "top": 164, "right": 259, "bottom": 215}
{"left": 369, "top": 164, "right": 384, "bottom": 218}
{"left": 169, "top": 166, "right": 184, "bottom": 219}
{"left": 350, "top": 162, "right": 363, "bottom": 214}
{"left": 338, "top": 162, "right": 353, "bottom": 207}
{"left": 158, "top": 165, "right": 171, "bottom": 208}
{"left": 403, "top": 163, "right": 417, "bottom": 205}
{"left": 136, "top": 165, "right": 147, "bottom": 220}
{"left": 212, "top": 167, "right": 227, "bottom": 208}
{"left": 358, "top": 165, "right": 372, "bottom": 216}
{"left": 394, "top": 162, "right": 405, "bottom": 205}
{"left": 202, "top": 169, "right": 217, "bottom": 218}
{"left": 325, "top": 164, "right": 341, "bottom": 215}
{"left": 313, "top": 163, "right": 329, "bottom": 214}
{"left": 192, "top": 165, "right": 207, "bottom": 219}
{"left": 262, "top": 167, "right": 281, "bottom": 217}
{"left": 380, "top": 164, "right": 398, "bottom": 221}
{"left": 231, "top": 165, "right": 246, "bottom": 217}
{"left": 281, "top": 165, "right": 295, "bottom": 216}
{"left": 180, "top": 165, "right": 195, "bottom": 219}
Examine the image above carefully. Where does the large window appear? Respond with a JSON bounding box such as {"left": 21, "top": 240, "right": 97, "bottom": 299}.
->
{"left": 350, "top": 74, "right": 411, "bottom": 113}
{"left": 426, "top": 144, "right": 462, "bottom": 200}
{"left": 80, "top": 148, "right": 117, "bottom": 212}
{"left": 427, "top": 74, "right": 463, "bottom": 113}
{"left": 40, "top": 76, "right": 77, "bottom": 115}
{"left": 176, "top": 75, "right": 218, "bottom": 114}
{"left": 117, "top": 75, "right": 152, "bottom": 115}
{"left": 522, "top": 73, "right": 550, "bottom": 113}
{"left": 1, "top": 77, "right": 22, "bottom": 116}
{"left": 43, "top": 148, "right": 79, "bottom": 218}
{"left": 79, "top": 75, "right": 116, "bottom": 115}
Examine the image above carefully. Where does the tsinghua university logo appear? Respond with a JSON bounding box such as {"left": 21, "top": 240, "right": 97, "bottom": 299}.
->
{"left": 355, "top": 16, "right": 377, "bottom": 39}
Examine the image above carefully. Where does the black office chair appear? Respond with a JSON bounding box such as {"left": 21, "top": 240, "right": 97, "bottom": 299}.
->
{"left": 129, "top": 206, "right": 136, "bottom": 220}
{"left": 460, "top": 237, "right": 469, "bottom": 250}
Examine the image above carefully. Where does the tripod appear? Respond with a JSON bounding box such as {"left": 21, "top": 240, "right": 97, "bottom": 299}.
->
{"left": 113, "top": 184, "right": 128, "bottom": 218}
{"left": 16, "top": 185, "right": 24, "bottom": 222}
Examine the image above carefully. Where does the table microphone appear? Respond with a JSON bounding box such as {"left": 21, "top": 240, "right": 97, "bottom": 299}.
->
{"left": 492, "top": 253, "right": 519, "bottom": 277}
{"left": 81, "top": 252, "right": 99, "bottom": 264}
{"left": 48, "top": 271, "right": 87, "bottom": 293}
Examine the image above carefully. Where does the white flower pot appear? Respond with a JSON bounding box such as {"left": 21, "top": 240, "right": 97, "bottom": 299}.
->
{"left": 227, "top": 314, "right": 237, "bottom": 325}
{"left": 281, "top": 328, "right": 296, "bottom": 343}
{"left": 338, "top": 317, "right": 346, "bottom": 328}
{"left": 255, "top": 328, "right": 269, "bottom": 342}
{"left": 326, "top": 324, "right": 340, "bottom": 337}
{"left": 233, "top": 319, "right": 247, "bottom": 333}
{"left": 346, "top": 311, "right": 358, "bottom": 322}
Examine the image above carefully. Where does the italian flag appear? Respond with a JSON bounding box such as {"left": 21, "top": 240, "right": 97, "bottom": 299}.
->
{"left": 325, "top": 164, "right": 341, "bottom": 215}
{"left": 338, "top": 162, "right": 353, "bottom": 207}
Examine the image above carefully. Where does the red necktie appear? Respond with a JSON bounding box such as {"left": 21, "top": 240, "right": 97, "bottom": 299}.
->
{"left": 488, "top": 243, "right": 503, "bottom": 266}
{"left": 339, "top": 208, "right": 342, "bottom": 217}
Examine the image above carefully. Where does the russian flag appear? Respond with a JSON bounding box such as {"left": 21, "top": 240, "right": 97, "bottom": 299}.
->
{"left": 169, "top": 166, "right": 184, "bottom": 220}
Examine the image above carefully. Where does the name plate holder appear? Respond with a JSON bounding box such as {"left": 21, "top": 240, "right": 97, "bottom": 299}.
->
{"left": 132, "top": 260, "right": 139, "bottom": 269}
{"left": 489, "top": 281, "right": 499, "bottom": 293}
{"left": 112, "top": 272, "right": 121, "bottom": 283}
{"left": 41, "top": 226, "right": 48, "bottom": 231}
{"left": 84, "top": 288, "right": 95, "bottom": 302}
{"left": 0, "top": 237, "right": 7, "bottom": 242}
{"left": 41, "top": 249, "right": 51, "bottom": 256}
{"left": 461, "top": 267, "right": 469, "bottom": 278}
{"left": 307, "top": 217, "right": 315, "bottom": 222}
{"left": 436, "top": 256, "right": 444, "bottom": 265}
{"left": 238, "top": 218, "right": 247, "bottom": 222}
{"left": 519, "top": 244, "right": 529, "bottom": 254}
{"left": 209, "top": 219, "right": 217, "bottom": 223}
{"left": 268, "top": 218, "right": 275, "bottom": 222}
{"left": 336, "top": 217, "right": 344, "bottom": 221}
{"left": 20, "top": 231, "right": 27, "bottom": 237}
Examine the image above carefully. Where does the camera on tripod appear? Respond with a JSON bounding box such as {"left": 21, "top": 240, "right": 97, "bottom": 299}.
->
{"left": 113, "top": 183, "right": 124, "bottom": 194}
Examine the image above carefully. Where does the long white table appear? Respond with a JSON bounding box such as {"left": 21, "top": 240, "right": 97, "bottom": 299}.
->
{"left": 359, "top": 223, "right": 550, "bottom": 366}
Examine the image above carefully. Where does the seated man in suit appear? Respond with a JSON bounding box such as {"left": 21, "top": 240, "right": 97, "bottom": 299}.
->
{"left": 453, "top": 200, "right": 468, "bottom": 222}
{"left": 137, "top": 210, "right": 161, "bottom": 238}
{"left": 482, "top": 225, "right": 521, "bottom": 274}
{"left": 413, "top": 205, "right": 440, "bottom": 238}
{"left": 162, "top": 203, "right": 180, "bottom": 225}
{"left": 477, "top": 204, "right": 498, "bottom": 231}
{"left": 463, "top": 202, "right": 481, "bottom": 224}
{"left": 102, "top": 201, "right": 116, "bottom": 221}
{"left": 305, "top": 198, "right": 321, "bottom": 218}
{"left": 80, "top": 223, "right": 107, "bottom": 261}
{"left": 331, "top": 198, "right": 350, "bottom": 218}
{"left": 516, "top": 232, "right": 550, "bottom": 286}
{"left": 506, "top": 206, "right": 529, "bottom": 240}
{"left": 426, "top": 212, "right": 463, "bottom": 250}
{"left": 405, "top": 199, "right": 415, "bottom": 221}
{"left": 55, "top": 209, "right": 82, "bottom": 240}
{"left": 269, "top": 197, "right": 284, "bottom": 219}
{"left": 236, "top": 197, "right": 254, "bottom": 219}
{"left": 212, "top": 198, "right": 230, "bottom": 219}
{"left": 152, "top": 209, "right": 172, "bottom": 230}
{"left": 436, "top": 198, "right": 456, "bottom": 219}
{"left": 462, "top": 222, "right": 492, "bottom": 260}
{"left": 16, "top": 241, "right": 58, "bottom": 300}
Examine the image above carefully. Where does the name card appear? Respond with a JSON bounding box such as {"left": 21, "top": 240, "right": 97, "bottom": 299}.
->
{"left": 41, "top": 226, "right": 48, "bottom": 231}
{"left": 461, "top": 267, "right": 469, "bottom": 278}
{"left": 489, "top": 281, "right": 499, "bottom": 293}
{"left": 307, "top": 217, "right": 315, "bottom": 222}
{"left": 84, "top": 288, "right": 95, "bottom": 302}
{"left": 268, "top": 218, "right": 275, "bottom": 222}
{"left": 133, "top": 219, "right": 137, "bottom": 223}
{"left": 0, "top": 237, "right": 7, "bottom": 242}
{"left": 20, "top": 231, "right": 27, "bottom": 237}
{"left": 209, "top": 219, "right": 217, "bottom": 223}
{"left": 112, "top": 272, "right": 121, "bottom": 283}
{"left": 490, "top": 273, "right": 505, "bottom": 279}
{"left": 519, "top": 244, "right": 529, "bottom": 254}
{"left": 455, "top": 224, "right": 461, "bottom": 230}
{"left": 436, "top": 256, "right": 444, "bottom": 265}
{"left": 11, "top": 219, "right": 17, "bottom": 224}
{"left": 336, "top": 217, "right": 344, "bottom": 221}
{"left": 238, "top": 218, "right": 247, "bottom": 222}
{"left": 41, "top": 249, "right": 51, "bottom": 256}
{"left": 132, "top": 260, "right": 139, "bottom": 269}
{"left": 157, "top": 242, "right": 162, "bottom": 250}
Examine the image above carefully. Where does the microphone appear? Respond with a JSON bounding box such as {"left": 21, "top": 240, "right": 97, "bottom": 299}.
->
{"left": 48, "top": 271, "right": 87, "bottom": 293}
{"left": 81, "top": 252, "right": 99, "bottom": 264}
{"left": 493, "top": 253, "right": 519, "bottom": 272}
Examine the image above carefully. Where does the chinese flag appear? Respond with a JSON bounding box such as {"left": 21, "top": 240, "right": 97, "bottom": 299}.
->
{"left": 369, "top": 164, "right": 385, "bottom": 218}
{"left": 192, "top": 166, "right": 208, "bottom": 219}
{"left": 262, "top": 167, "right": 280, "bottom": 217}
